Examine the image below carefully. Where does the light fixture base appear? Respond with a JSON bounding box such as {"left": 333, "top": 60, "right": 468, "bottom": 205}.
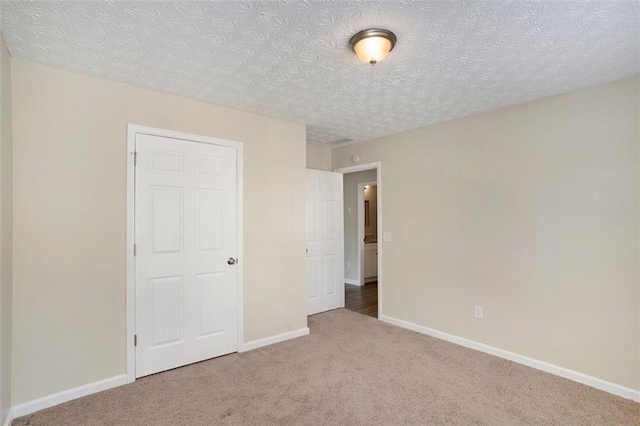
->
{"left": 349, "top": 28, "right": 397, "bottom": 65}
{"left": 349, "top": 28, "right": 397, "bottom": 51}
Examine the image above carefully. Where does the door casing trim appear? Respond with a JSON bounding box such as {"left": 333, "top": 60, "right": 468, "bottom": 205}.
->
{"left": 126, "top": 124, "right": 244, "bottom": 383}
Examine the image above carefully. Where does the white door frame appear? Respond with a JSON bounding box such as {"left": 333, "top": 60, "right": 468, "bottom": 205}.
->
{"left": 357, "top": 180, "right": 377, "bottom": 286}
{"left": 334, "top": 162, "right": 382, "bottom": 317}
{"left": 126, "top": 123, "right": 244, "bottom": 383}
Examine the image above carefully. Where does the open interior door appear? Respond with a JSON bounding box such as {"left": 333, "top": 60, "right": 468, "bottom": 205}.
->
{"left": 306, "top": 169, "right": 344, "bottom": 315}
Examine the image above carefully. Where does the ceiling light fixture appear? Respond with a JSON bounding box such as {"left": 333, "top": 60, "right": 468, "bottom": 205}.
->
{"left": 349, "top": 28, "right": 397, "bottom": 66}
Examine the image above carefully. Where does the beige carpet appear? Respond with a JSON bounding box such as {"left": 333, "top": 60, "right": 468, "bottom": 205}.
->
{"left": 14, "top": 309, "right": 640, "bottom": 425}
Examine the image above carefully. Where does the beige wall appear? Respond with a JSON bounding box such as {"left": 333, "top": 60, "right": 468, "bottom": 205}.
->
{"left": 333, "top": 77, "right": 640, "bottom": 391}
{"left": 0, "top": 33, "right": 13, "bottom": 423}
{"left": 343, "top": 169, "right": 377, "bottom": 282}
{"left": 11, "top": 59, "right": 307, "bottom": 404}
{"left": 306, "top": 144, "right": 332, "bottom": 171}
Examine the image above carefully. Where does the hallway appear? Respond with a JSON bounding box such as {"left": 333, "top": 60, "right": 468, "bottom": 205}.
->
{"left": 344, "top": 281, "right": 378, "bottom": 318}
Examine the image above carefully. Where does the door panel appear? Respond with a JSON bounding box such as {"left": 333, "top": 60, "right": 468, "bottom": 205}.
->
{"left": 150, "top": 186, "right": 183, "bottom": 253}
{"left": 306, "top": 169, "right": 344, "bottom": 315}
{"left": 150, "top": 275, "right": 184, "bottom": 347}
{"left": 135, "top": 133, "right": 238, "bottom": 378}
{"left": 196, "top": 189, "right": 224, "bottom": 251}
{"left": 324, "top": 254, "right": 336, "bottom": 296}
{"left": 197, "top": 272, "right": 225, "bottom": 336}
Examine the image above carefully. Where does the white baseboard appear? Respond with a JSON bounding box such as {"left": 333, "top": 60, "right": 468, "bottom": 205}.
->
{"left": 10, "top": 328, "right": 310, "bottom": 418}
{"left": 344, "top": 279, "right": 362, "bottom": 286}
{"left": 239, "top": 327, "right": 310, "bottom": 352}
{"left": 12, "top": 374, "right": 127, "bottom": 418}
{"left": 380, "top": 315, "right": 640, "bottom": 403}
{"left": 2, "top": 408, "right": 12, "bottom": 426}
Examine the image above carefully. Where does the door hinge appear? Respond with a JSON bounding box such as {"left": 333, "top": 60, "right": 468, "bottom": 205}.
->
{"left": 133, "top": 151, "right": 137, "bottom": 166}
{"left": 134, "top": 334, "right": 137, "bottom": 347}
{"left": 133, "top": 244, "right": 137, "bottom": 256}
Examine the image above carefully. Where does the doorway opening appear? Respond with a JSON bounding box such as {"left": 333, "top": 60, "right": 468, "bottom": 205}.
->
{"left": 334, "top": 162, "right": 381, "bottom": 319}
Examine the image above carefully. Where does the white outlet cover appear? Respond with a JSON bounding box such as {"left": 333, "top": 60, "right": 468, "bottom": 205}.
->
{"left": 383, "top": 232, "right": 392, "bottom": 242}
{"left": 474, "top": 306, "right": 484, "bottom": 320}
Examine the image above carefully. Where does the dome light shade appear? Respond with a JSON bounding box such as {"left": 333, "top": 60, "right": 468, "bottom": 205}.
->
{"left": 349, "top": 28, "right": 397, "bottom": 65}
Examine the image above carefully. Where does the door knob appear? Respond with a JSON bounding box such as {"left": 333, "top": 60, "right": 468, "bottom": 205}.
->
{"left": 227, "top": 257, "right": 237, "bottom": 265}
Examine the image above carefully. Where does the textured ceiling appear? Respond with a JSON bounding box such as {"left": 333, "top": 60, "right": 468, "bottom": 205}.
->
{"left": 1, "top": 1, "right": 639, "bottom": 146}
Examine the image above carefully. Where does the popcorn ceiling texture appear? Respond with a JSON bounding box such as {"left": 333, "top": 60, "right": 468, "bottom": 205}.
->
{"left": 1, "top": 1, "right": 638, "bottom": 145}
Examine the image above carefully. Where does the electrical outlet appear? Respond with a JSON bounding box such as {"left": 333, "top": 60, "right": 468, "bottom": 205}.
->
{"left": 474, "top": 306, "right": 484, "bottom": 320}
{"left": 347, "top": 261, "right": 351, "bottom": 268}
{"left": 347, "top": 207, "right": 352, "bottom": 214}
{"left": 383, "top": 231, "right": 392, "bottom": 242}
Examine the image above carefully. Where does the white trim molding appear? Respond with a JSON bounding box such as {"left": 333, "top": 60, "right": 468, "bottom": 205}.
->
{"left": 12, "top": 375, "right": 127, "bottom": 419}
{"left": 239, "top": 327, "right": 310, "bottom": 352}
{"left": 10, "top": 328, "right": 308, "bottom": 419}
{"left": 344, "top": 278, "right": 361, "bottom": 286}
{"left": 2, "top": 408, "right": 13, "bottom": 426}
{"left": 380, "top": 315, "right": 640, "bottom": 402}
{"left": 125, "top": 124, "right": 136, "bottom": 384}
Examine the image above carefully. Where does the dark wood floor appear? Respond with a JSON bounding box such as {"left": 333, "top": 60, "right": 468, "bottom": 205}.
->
{"left": 345, "top": 281, "right": 378, "bottom": 318}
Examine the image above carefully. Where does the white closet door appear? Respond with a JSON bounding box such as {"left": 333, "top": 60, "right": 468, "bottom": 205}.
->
{"left": 135, "top": 133, "right": 238, "bottom": 377}
{"left": 306, "top": 169, "right": 344, "bottom": 315}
